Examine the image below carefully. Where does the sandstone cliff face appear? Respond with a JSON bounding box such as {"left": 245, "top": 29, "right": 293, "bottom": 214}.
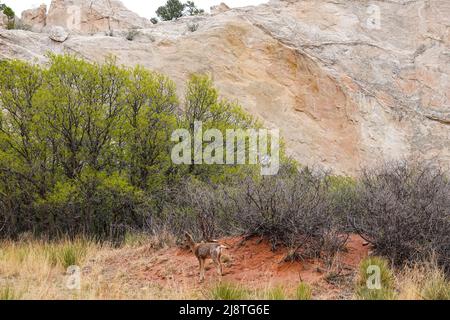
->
{"left": 21, "top": 4, "right": 47, "bottom": 32}
{"left": 26, "top": 0, "right": 151, "bottom": 34}
{"left": 1, "top": 0, "right": 449, "bottom": 174}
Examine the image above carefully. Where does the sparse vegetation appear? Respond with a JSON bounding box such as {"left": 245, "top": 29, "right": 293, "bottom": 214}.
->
{"left": 296, "top": 282, "right": 312, "bottom": 300}
{"left": 0, "top": 3, "right": 15, "bottom": 29}
{"left": 187, "top": 22, "right": 199, "bottom": 32}
{"left": 0, "top": 286, "right": 19, "bottom": 300}
{"left": 265, "top": 286, "right": 286, "bottom": 300}
{"left": 421, "top": 272, "right": 450, "bottom": 300}
{"left": 184, "top": 1, "right": 205, "bottom": 16}
{"left": 355, "top": 257, "right": 396, "bottom": 300}
{"left": 210, "top": 282, "right": 247, "bottom": 300}
{"left": 126, "top": 28, "right": 139, "bottom": 41}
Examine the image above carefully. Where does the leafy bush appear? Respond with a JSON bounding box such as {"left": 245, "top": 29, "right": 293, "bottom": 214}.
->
{"left": 184, "top": 1, "right": 204, "bottom": 16}
{"left": 156, "top": 0, "right": 204, "bottom": 21}
{"left": 156, "top": 0, "right": 185, "bottom": 21}
{"left": 0, "top": 4, "right": 14, "bottom": 19}
{"left": 0, "top": 55, "right": 257, "bottom": 241}
{"left": 348, "top": 162, "right": 450, "bottom": 271}
{"left": 355, "top": 257, "right": 396, "bottom": 300}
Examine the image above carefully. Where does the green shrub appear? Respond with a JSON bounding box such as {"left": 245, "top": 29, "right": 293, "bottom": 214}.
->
{"left": 45, "top": 240, "right": 89, "bottom": 269}
{"left": 0, "top": 54, "right": 279, "bottom": 243}
{"left": 355, "top": 257, "right": 396, "bottom": 300}
{"left": 0, "top": 286, "right": 20, "bottom": 300}
{"left": 265, "top": 286, "right": 286, "bottom": 300}
{"left": 210, "top": 282, "right": 247, "bottom": 300}
{"left": 296, "top": 282, "right": 312, "bottom": 300}
{"left": 156, "top": 0, "right": 184, "bottom": 21}
{"left": 156, "top": 0, "right": 204, "bottom": 21}
{"left": 1, "top": 5, "right": 14, "bottom": 19}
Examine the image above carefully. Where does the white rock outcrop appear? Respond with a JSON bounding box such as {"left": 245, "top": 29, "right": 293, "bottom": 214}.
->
{"left": 211, "top": 3, "right": 230, "bottom": 15}
{"left": 45, "top": 0, "right": 151, "bottom": 34}
{"left": 21, "top": 4, "right": 47, "bottom": 32}
{"left": 0, "top": 11, "right": 7, "bottom": 29}
{"left": 2, "top": 0, "right": 449, "bottom": 174}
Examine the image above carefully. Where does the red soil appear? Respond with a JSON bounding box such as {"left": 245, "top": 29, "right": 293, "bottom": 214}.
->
{"left": 101, "top": 234, "right": 369, "bottom": 299}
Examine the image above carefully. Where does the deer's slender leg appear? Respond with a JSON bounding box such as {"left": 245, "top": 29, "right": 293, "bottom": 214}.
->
{"left": 199, "top": 259, "right": 205, "bottom": 282}
{"left": 215, "top": 253, "right": 223, "bottom": 276}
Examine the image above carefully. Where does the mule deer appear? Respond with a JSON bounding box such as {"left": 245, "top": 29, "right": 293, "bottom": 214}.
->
{"left": 184, "top": 232, "right": 227, "bottom": 282}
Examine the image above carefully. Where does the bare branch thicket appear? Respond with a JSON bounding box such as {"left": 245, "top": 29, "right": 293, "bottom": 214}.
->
{"left": 229, "top": 167, "right": 347, "bottom": 259}
{"left": 347, "top": 161, "right": 450, "bottom": 271}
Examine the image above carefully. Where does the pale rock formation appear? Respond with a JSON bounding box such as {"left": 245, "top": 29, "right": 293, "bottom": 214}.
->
{"left": 0, "top": 11, "right": 7, "bottom": 29}
{"left": 21, "top": 4, "right": 47, "bottom": 32}
{"left": 211, "top": 3, "right": 230, "bottom": 15}
{"left": 48, "top": 25, "right": 69, "bottom": 42}
{"left": 1, "top": 0, "right": 449, "bottom": 174}
{"left": 45, "top": 0, "right": 151, "bottom": 34}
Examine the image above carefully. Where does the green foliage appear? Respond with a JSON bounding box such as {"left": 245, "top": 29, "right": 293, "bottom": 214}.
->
{"left": 0, "top": 3, "right": 15, "bottom": 29}
{"left": 0, "top": 4, "right": 15, "bottom": 19}
{"left": 210, "top": 282, "right": 247, "bottom": 300}
{"left": 45, "top": 240, "right": 89, "bottom": 269}
{"left": 156, "top": 0, "right": 185, "bottom": 21}
{"left": 184, "top": 1, "right": 204, "bottom": 16}
{"left": 156, "top": 0, "right": 204, "bottom": 21}
{"left": 0, "top": 286, "right": 20, "bottom": 300}
{"left": 356, "top": 257, "right": 396, "bottom": 300}
{"left": 295, "top": 282, "right": 312, "bottom": 300}
{"left": 182, "top": 74, "right": 257, "bottom": 181}
{"left": 265, "top": 286, "right": 286, "bottom": 300}
{"left": 0, "top": 54, "right": 259, "bottom": 240}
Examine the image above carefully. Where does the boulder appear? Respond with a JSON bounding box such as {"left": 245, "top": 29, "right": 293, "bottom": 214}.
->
{"left": 21, "top": 4, "right": 47, "bottom": 32}
{"left": 48, "top": 25, "right": 69, "bottom": 42}
{"left": 210, "top": 3, "right": 230, "bottom": 15}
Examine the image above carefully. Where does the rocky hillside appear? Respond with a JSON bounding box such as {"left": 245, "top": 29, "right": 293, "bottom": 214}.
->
{"left": 1, "top": 0, "right": 449, "bottom": 174}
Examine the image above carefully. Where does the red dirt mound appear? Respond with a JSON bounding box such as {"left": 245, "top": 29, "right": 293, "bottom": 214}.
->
{"left": 100, "top": 234, "right": 369, "bottom": 299}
